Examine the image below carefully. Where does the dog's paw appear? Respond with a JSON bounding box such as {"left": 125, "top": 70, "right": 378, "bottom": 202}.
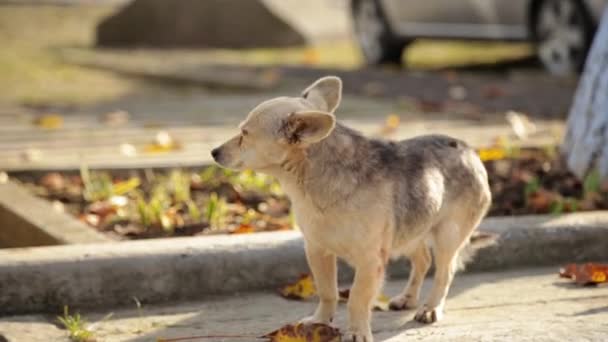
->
{"left": 299, "top": 314, "right": 332, "bottom": 325}
{"left": 413, "top": 305, "right": 444, "bottom": 324}
{"left": 345, "top": 329, "right": 373, "bottom": 342}
{"left": 388, "top": 294, "right": 417, "bottom": 311}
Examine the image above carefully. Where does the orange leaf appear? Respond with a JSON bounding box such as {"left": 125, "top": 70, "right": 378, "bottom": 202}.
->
{"left": 262, "top": 323, "right": 341, "bottom": 342}
{"left": 559, "top": 263, "right": 608, "bottom": 285}
{"left": 232, "top": 224, "right": 255, "bottom": 234}
{"left": 279, "top": 274, "right": 316, "bottom": 300}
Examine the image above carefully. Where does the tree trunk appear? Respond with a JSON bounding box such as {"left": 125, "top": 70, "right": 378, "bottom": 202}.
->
{"left": 563, "top": 7, "right": 608, "bottom": 180}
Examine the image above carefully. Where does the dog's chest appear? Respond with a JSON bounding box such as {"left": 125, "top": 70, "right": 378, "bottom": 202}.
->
{"left": 290, "top": 193, "right": 389, "bottom": 262}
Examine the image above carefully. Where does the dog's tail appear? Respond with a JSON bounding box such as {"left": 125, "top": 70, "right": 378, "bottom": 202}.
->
{"left": 455, "top": 230, "right": 499, "bottom": 271}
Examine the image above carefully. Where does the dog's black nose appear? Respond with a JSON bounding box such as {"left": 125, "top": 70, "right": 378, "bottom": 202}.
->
{"left": 211, "top": 148, "right": 220, "bottom": 160}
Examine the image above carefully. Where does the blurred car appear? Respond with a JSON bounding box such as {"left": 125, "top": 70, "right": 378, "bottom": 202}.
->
{"left": 351, "top": 0, "right": 607, "bottom": 75}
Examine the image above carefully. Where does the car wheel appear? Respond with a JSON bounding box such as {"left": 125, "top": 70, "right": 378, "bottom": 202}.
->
{"left": 352, "top": 0, "right": 410, "bottom": 66}
{"left": 533, "top": 0, "right": 594, "bottom": 75}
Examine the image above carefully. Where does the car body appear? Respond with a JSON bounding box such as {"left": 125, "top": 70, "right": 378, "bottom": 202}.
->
{"left": 351, "top": 0, "right": 608, "bottom": 75}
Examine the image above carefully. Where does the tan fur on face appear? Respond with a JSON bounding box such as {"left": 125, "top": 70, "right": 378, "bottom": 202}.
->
{"left": 212, "top": 76, "right": 492, "bottom": 342}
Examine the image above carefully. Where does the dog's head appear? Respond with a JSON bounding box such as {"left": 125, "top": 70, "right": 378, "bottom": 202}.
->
{"left": 211, "top": 76, "right": 342, "bottom": 171}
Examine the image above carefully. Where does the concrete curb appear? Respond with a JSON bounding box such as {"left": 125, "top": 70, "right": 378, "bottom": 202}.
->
{"left": 0, "top": 181, "right": 113, "bottom": 247}
{"left": 1, "top": 212, "right": 608, "bottom": 315}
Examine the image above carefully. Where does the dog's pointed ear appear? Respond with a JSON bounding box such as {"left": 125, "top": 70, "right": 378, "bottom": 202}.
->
{"left": 301, "top": 76, "right": 342, "bottom": 113}
{"left": 280, "top": 111, "right": 336, "bottom": 146}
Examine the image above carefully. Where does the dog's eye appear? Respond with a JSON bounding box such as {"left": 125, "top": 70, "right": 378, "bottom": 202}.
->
{"left": 241, "top": 129, "right": 249, "bottom": 136}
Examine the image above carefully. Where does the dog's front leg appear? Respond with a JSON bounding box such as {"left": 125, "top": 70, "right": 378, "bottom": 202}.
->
{"left": 300, "top": 241, "right": 338, "bottom": 324}
{"left": 347, "top": 257, "right": 384, "bottom": 342}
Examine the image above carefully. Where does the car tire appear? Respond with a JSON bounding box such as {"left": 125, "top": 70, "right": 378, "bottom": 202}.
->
{"left": 351, "top": 0, "right": 410, "bottom": 66}
{"left": 532, "top": 0, "right": 595, "bottom": 75}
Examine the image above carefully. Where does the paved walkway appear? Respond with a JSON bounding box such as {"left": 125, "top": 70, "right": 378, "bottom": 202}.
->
{"left": 1, "top": 267, "right": 606, "bottom": 341}
{"left": 0, "top": 90, "right": 563, "bottom": 171}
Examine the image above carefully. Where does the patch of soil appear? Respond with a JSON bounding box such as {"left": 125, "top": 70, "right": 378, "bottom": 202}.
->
{"left": 10, "top": 147, "right": 608, "bottom": 240}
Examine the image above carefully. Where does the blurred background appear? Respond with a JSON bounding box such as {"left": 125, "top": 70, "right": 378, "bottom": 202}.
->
{"left": 1, "top": 0, "right": 607, "bottom": 242}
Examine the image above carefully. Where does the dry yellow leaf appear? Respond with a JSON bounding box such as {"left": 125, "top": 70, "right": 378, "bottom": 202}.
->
{"left": 385, "top": 114, "right": 400, "bottom": 129}
{"left": 144, "top": 131, "right": 182, "bottom": 154}
{"left": 477, "top": 147, "right": 507, "bottom": 161}
{"left": 262, "top": 323, "right": 341, "bottom": 342}
{"left": 377, "top": 114, "right": 400, "bottom": 136}
{"left": 338, "top": 288, "right": 390, "bottom": 311}
{"left": 34, "top": 114, "right": 63, "bottom": 129}
{"left": 279, "top": 274, "right": 316, "bottom": 300}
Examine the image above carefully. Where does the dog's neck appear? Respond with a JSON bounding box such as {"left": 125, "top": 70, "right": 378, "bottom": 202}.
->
{"left": 272, "top": 123, "right": 369, "bottom": 212}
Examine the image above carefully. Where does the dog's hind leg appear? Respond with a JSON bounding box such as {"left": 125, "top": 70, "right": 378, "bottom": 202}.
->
{"left": 414, "top": 207, "right": 486, "bottom": 324}
{"left": 388, "top": 243, "right": 431, "bottom": 310}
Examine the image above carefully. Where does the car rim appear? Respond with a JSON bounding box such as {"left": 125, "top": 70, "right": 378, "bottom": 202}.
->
{"left": 354, "top": 1, "right": 384, "bottom": 62}
{"left": 537, "top": 0, "right": 587, "bottom": 75}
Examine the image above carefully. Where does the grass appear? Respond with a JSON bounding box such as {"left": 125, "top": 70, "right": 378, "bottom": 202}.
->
{"left": 57, "top": 306, "right": 95, "bottom": 342}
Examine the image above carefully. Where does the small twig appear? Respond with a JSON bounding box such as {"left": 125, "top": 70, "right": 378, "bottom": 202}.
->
{"left": 157, "top": 334, "right": 262, "bottom": 342}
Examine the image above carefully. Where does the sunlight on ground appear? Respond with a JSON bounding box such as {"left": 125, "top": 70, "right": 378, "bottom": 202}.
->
{"left": 0, "top": 5, "right": 137, "bottom": 107}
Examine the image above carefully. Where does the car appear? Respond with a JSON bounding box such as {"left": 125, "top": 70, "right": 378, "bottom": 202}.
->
{"left": 351, "top": 0, "right": 607, "bottom": 75}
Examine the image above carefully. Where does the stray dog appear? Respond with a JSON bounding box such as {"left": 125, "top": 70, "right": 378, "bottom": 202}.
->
{"left": 212, "top": 76, "right": 493, "bottom": 341}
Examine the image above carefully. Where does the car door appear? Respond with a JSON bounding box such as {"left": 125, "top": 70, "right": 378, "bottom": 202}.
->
{"left": 381, "top": 0, "right": 528, "bottom": 40}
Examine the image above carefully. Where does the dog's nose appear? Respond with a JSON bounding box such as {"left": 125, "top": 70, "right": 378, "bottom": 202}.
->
{"left": 211, "top": 148, "right": 220, "bottom": 160}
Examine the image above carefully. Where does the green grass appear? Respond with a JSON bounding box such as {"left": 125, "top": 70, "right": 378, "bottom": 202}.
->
{"left": 57, "top": 306, "right": 95, "bottom": 342}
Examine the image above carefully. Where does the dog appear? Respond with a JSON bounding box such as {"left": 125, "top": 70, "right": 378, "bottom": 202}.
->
{"left": 212, "top": 76, "right": 493, "bottom": 342}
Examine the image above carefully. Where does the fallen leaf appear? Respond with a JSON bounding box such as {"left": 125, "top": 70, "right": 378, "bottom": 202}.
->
{"left": 232, "top": 224, "right": 255, "bottom": 234}
{"left": 79, "top": 213, "right": 101, "bottom": 227}
{"left": 34, "top": 114, "right": 63, "bottom": 129}
{"left": 559, "top": 263, "right": 608, "bottom": 285}
{"left": 120, "top": 143, "right": 137, "bottom": 157}
{"left": 262, "top": 323, "right": 341, "bottom": 342}
{"left": 477, "top": 148, "right": 507, "bottom": 161}
{"left": 506, "top": 111, "right": 536, "bottom": 140}
{"left": 279, "top": 274, "right": 316, "bottom": 300}
{"left": 40, "top": 172, "right": 65, "bottom": 192}
{"left": 109, "top": 195, "right": 129, "bottom": 207}
{"left": 144, "top": 131, "right": 182, "bottom": 154}
{"left": 87, "top": 201, "right": 117, "bottom": 217}
{"left": 377, "top": 114, "right": 400, "bottom": 136}
{"left": 527, "top": 189, "right": 557, "bottom": 212}
{"left": 338, "top": 288, "right": 390, "bottom": 311}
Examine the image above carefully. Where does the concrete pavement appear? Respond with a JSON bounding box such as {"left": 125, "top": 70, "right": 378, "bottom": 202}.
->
{"left": 1, "top": 267, "right": 606, "bottom": 341}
